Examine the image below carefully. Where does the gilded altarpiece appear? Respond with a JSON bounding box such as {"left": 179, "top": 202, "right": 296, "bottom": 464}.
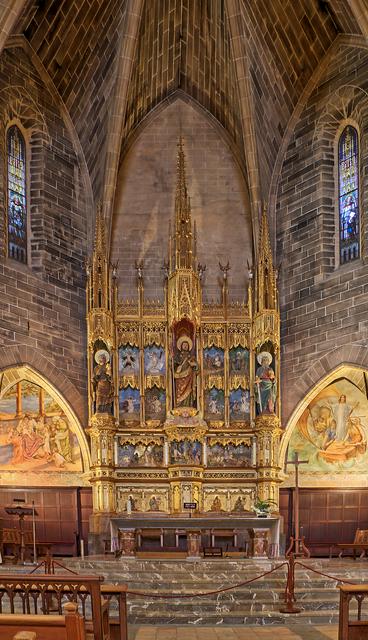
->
{"left": 86, "top": 140, "right": 282, "bottom": 527}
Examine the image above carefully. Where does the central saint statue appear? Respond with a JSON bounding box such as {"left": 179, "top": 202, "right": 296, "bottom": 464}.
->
{"left": 173, "top": 335, "right": 199, "bottom": 408}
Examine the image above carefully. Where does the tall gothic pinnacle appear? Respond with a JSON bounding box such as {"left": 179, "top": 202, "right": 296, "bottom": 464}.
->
{"left": 173, "top": 136, "right": 194, "bottom": 270}
{"left": 258, "top": 206, "right": 272, "bottom": 261}
{"left": 94, "top": 201, "right": 106, "bottom": 255}
{"left": 257, "top": 206, "right": 277, "bottom": 311}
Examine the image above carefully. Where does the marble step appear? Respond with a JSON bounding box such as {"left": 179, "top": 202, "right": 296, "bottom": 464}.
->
{"left": 127, "top": 609, "right": 341, "bottom": 626}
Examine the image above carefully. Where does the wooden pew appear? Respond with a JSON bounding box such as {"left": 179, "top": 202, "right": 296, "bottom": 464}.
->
{"left": 338, "top": 584, "right": 368, "bottom": 639}
{"left": 0, "top": 573, "right": 128, "bottom": 640}
{"left": 1, "top": 602, "right": 86, "bottom": 640}
{"left": 0, "top": 574, "right": 109, "bottom": 640}
{"left": 337, "top": 529, "right": 368, "bottom": 559}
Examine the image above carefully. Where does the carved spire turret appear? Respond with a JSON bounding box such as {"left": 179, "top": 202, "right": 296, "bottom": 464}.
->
{"left": 167, "top": 138, "right": 201, "bottom": 324}
{"left": 87, "top": 202, "right": 112, "bottom": 312}
{"left": 256, "top": 207, "right": 277, "bottom": 313}
{"left": 170, "top": 136, "right": 196, "bottom": 272}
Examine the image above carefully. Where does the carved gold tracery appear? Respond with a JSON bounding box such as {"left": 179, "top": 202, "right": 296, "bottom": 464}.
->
{"left": 86, "top": 147, "right": 282, "bottom": 517}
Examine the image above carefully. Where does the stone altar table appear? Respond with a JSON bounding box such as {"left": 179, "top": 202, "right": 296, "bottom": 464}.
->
{"left": 110, "top": 514, "right": 281, "bottom": 557}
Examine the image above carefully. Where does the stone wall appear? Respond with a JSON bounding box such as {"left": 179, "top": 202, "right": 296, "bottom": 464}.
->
{"left": 112, "top": 96, "right": 252, "bottom": 303}
{"left": 0, "top": 46, "right": 88, "bottom": 425}
{"left": 19, "top": 0, "right": 127, "bottom": 200}
{"left": 276, "top": 42, "right": 368, "bottom": 427}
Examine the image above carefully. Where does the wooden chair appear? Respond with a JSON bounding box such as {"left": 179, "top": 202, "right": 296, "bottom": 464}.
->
{"left": 1, "top": 602, "right": 86, "bottom": 640}
{"left": 337, "top": 529, "right": 368, "bottom": 559}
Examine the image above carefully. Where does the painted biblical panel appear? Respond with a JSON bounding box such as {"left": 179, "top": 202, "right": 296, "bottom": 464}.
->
{"left": 288, "top": 379, "right": 368, "bottom": 478}
{"left": 207, "top": 442, "right": 251, "bottom": 467}
{"left": 170, "top": 439, "right": 202, "bottom": 465}
{"left": 119, "top": 345, "right": 140, "bottom": 375}
{"left": 229, "top": 347, "right": 249, "bottom": 376}
{"left": 117, "top": 440, "right": 163, "bottom": 467}
{"left": 144, "top": 345, "right": 165, "bottom": 375}
{"left": 119, "top": 386, "right": 140, "bottom": 419}
{"left": 203, "top": 346, "right": 224, "bottom": 375}
{"left": 204, "top": 388, "right": 224, "bottom": 420}
{"left": 145, "top": 388, "right": 166, "bottom": 421}
{"left": 0, "top": 381, "right": 82, "bottom": 471}
{"left": 230, "top": 388, "right": 250, "bottom": 422}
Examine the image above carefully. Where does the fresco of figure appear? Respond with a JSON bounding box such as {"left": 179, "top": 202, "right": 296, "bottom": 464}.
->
{"left": 173, "top": 335, "right": 198, "bottom": 408}
{"left": 93, "top": 349, "right": 113, "bottom": 413}
{"left": 255, "top": 351, "right": 277, "bottom": 415}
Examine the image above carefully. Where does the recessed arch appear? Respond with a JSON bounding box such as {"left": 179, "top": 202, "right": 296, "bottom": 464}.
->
{"left": 0, "top": 364, "right": 90, "bottom": 485}
{"left": 280, "top": 363, "right": 368, "bottom": 471}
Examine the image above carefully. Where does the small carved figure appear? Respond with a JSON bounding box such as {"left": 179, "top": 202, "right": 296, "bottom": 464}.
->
{"left": 255, "top": 351, "right": 276, "bottom": 415}
{"left": 93, "top": 349, "right": 113, "bottom": 413}
{"left": 173, "top": 336, "right": 198, "bottom": 408}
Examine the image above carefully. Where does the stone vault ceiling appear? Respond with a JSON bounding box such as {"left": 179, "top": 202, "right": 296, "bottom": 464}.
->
{"left": 122, "top": 0, "right": 244, "bottom": 156}
{"left": 1, "top": 0, "right": 366, "bottom": 235}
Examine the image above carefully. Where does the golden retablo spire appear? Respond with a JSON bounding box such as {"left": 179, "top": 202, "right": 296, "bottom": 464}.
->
{"left": 173, "top": 136, "right": 193, "bottom": 270}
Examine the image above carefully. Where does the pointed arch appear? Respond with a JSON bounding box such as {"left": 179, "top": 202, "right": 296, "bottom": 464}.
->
{"left": 0, "top": 365, "right": 90, "bottom": 487}
{"left": 0, "top": 344, "right": 87, "bottom": 427}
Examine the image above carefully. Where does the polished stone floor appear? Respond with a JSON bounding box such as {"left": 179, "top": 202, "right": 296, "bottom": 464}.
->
{"left": 132, "top": 625, "right": 338, "bottom": 639}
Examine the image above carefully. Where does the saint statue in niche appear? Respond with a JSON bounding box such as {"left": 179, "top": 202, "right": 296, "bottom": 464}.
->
{"left": 173, "top": 335, "right": 198, "bottom": 408}
{"left": 93, "top": 349, "right": 113, "bottom": 413}
{"left": 255, "top": 351, "right": 277, "bottom": 415}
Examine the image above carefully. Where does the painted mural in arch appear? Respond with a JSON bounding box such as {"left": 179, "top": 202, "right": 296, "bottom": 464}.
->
{"left": 0, "top": 380, "right": 83, "bottom": 473}
{"left": 287, "top": 378, "right": 368, "bottom": 483}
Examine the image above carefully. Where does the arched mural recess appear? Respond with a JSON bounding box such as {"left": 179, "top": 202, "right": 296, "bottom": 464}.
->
{"left": 0, "top": 366, "right": 90, "bottom": 487}
{"left": 280, "top": 366, "right": 368, "bottom": 488}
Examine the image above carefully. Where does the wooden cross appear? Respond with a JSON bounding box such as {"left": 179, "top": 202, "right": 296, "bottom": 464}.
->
{"left": 285, "top": 451, "right": 310, "bottom": 558}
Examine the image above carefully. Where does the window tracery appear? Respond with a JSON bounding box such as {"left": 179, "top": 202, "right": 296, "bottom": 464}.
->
{"left": 7, "top": 125, "right": 27, "bottom": 263}
{"left": 338, "top": 125, "right": 360, "bottom": 264}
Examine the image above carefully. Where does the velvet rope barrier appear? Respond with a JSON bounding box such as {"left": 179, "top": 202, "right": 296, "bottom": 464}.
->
{"left": 126, "top": 562, "right": 288, "bottom": 598}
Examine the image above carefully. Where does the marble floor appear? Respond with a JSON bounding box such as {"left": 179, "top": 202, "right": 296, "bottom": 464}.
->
{"left": 132, "top": 625, "right": 338, "bottom": 639}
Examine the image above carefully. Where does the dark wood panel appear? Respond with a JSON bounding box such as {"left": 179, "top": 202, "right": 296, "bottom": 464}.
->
{"left": 0, "top": 486, "right": 92, "bottom": 556}
{"left": 280, "top": 488, "right": 368, "bottom": 556}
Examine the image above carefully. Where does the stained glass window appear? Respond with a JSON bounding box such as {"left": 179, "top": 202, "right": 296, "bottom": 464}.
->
{"left": 7, "top": 125, "right": 27, "bottom": 263}
{"left": 338, "top": 125, "right": 360, "bottom": 264}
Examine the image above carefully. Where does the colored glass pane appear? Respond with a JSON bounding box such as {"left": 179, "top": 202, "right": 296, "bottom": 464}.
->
{"left": 338, "top": 125, "right": 359, "bottom": 264}
{"left": 7, "top": 125, "right": 27, "bottom": 263}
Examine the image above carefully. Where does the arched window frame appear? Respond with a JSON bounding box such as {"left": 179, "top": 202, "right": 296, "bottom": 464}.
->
{"left": 5, "top": 121, "right": 30, "bottom": 265}
{"left": 335, "top": 121, "right": 361, "bottom": 267}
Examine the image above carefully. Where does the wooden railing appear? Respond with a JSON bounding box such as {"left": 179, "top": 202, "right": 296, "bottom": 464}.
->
{"left": 0, "top": 573, "right": 127, "bottom": 640}
{"left": 338, "top": 585, "right": 368, "bottom": 640}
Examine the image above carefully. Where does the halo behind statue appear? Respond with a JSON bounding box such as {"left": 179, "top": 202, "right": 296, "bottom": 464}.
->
{"left": 257, "top": 351, "right": 272, "bottom": 366}
{"left": 177, "top": 335, "right": 193, "bottom": 351}
{"left": 95, "top": 349, "right": 110, "bottom": 364}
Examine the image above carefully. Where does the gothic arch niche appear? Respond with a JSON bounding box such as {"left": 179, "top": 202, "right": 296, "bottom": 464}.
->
{"left": 111, "top": 95, "right": 252, "bottom": 303}
{"left": 280, "top": 365, "right": 368, "bottom": 488}
{"left": 0, "top": 366, "right": 90, "bottom": 487}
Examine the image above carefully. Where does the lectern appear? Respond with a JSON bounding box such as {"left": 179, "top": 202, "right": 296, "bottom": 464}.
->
{"left": 5, "top": 500, "right": 38, "bottom": 563}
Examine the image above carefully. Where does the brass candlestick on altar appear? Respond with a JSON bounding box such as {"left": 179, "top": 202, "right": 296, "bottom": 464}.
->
{"left": 5, "top": 499, "right": 38, "bottom": 564}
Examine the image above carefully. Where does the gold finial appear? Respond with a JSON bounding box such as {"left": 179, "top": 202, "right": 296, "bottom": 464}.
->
{"left": 256, "top": 205, "right": 276, "bottom": 311}
{"left": 94, "top": 201, "right": 106, "bottom": 254}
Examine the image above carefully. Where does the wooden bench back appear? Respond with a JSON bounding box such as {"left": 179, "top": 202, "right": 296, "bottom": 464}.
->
{"left": 0, "top": 574, "right": 105, "bottom": 640}
{"left": 353, "top": 529, "right": 368, "bottom": 544}
{"left": 1, "top": 602, "right": 85, "bottom": 640}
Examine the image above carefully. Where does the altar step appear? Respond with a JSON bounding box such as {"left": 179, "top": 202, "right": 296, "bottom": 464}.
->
{"left": 62, "top": 557, "right": 368, "bottom": 625}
